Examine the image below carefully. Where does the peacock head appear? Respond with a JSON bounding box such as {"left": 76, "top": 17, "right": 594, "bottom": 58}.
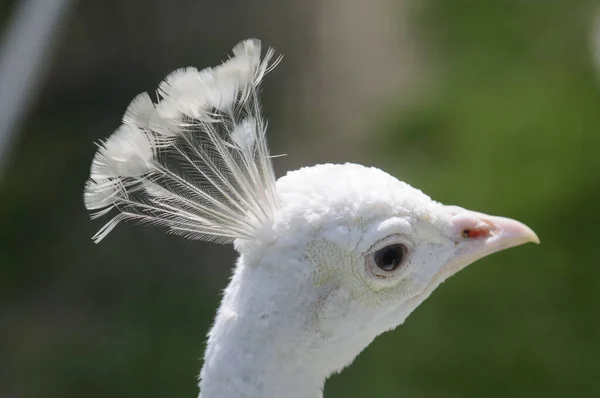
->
{"left": 237, "top": 162, "right": 540, "bottom": 342}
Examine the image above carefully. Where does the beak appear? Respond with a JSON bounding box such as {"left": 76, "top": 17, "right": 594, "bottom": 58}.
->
{"left": 443, "top": 207, "right": 539, "bottom": 274}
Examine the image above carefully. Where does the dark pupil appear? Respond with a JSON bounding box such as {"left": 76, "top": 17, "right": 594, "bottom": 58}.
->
{"left": 374, "top": 244, "right": 404, "bottom": 271}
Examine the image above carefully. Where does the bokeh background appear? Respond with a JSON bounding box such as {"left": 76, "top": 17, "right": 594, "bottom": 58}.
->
{"left": 1, "top": 0, "right": 599, "bottom": 397}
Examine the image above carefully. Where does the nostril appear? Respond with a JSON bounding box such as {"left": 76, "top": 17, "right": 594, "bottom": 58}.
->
{"left": 461, "top": 227, "right": 491, "bottom": 239}
{"left": 452, "top": 212, "right": 496, "bottom": 240}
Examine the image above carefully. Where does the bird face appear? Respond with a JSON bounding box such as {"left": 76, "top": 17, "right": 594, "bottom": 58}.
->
{"left": 274, "top": 163, "right": 538, "bottom": 357}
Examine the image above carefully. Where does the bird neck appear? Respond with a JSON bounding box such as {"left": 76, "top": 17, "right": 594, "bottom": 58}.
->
{"left": 198, "top": 254, "right": 328, "bottom": 398}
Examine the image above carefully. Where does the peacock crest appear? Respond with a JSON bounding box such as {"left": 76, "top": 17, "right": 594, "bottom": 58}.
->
{"left": 84, "top": 39, "right": 282, "bottom": 243}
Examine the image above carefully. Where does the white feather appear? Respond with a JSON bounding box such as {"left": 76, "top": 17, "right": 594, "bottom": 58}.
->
{"left": 90, "top": 124, "right": 155, "bottom": 179}
{"left": 230, "top": 117, "right": 256, "bottom": 152}
{"left": 122, "top": 92, "right": 154, "bottom": 128}
{"left": 84, "top": 39, "right": 281, "bottom": 243}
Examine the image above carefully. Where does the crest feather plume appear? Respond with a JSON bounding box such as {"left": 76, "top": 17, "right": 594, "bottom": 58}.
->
{"left": 84, "top": 39, "right": 282, "bottom": 243}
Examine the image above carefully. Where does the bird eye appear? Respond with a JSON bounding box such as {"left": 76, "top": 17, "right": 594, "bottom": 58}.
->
{"left": 368, "top": 244, "right": 408, "bottom": 273}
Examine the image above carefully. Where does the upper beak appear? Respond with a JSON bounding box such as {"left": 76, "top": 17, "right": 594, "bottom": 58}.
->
{"left": 444, "top": 207, "right": 539, "bottom": 273}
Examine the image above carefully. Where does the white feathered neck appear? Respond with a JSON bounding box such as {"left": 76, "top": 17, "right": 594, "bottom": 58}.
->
{"left": 200, "top": 253, "right": 326, "bottom": 398}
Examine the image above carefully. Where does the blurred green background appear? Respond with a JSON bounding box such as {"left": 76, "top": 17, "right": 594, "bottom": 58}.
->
{"left": 1, "top": 0, "right": 599, "bottom": 397}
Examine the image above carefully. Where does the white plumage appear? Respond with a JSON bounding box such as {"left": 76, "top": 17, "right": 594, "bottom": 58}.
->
{"left": 84, "top": 39, "right": 280, "bottom": 243}
{"left": 84, "top": 39, "right": 539, "bottom": 398}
